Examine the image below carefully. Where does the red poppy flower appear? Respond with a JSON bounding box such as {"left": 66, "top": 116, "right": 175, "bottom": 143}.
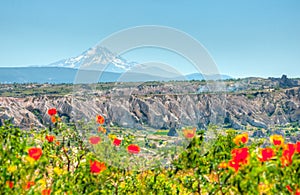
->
{"left": 296, "top": 189, "right": 300, "bottom": 195}
{"left": 231, "top": 147, "right": 249, "bottom": 165}
{"left": 281, "top": 143, "right": 296, "bottom": 166}
{"left": 127, "top": 144, "right": 140, "bottom": 154}
{"left": 270, "top": 134, "right": 284, "bottom": 146}
{"left": 96, "top": 115, "right": 105, "bottom": 124}
{"left": 42, "top": 189, "right": 51, "bottom": 195}
{"left": 51, "top": 116, "right": 57, "bottom": 123}
{"left": 89, "top": 136, "right": 101, "bottom": 145}
{"left": 113, "top": 138, "right": 122, "bottom": 146}
{"left": 259, "top": 148, "right": 274, "bottom": 162}
{"left": 28, "top": 147, "right": 42, "bottom": 160}
{"left": 274, "top": 139, "right": 282, "bottom": 146}
{"left": 228, "top": 159, "right": 240, "bottom": 172}
{"left": 233, "top": 133, "right": 248, "bottom": 145}
{"left": 183, "top": 127, "right": 196, "bottom": 139}
{"left": 228, "top": 147, "right": 249, "bottom": 172}
{"left": 98, "top": 126, "right": 106, "bottom": 133}
{"left": 6, "top": 181, "right": 13, "bottom": 189}
{"left": 90, "top": 160, "right": 106, "bottom": 174}
{"left": 23, "top": 181, "right": 35, "bottom": 190}
{"left": 287, "top": 143, "right": 296, "bottom": 154}
{"left": 296, "top": 141, "right": 300, "bottom": 153}
{"left": 48, "top": 108, "right": 57, "bottom": 116}
{"left": 46, "top": 135, "right": 55, "bottom": 143}
{"left": 286, "top": 185, "right": 293, "bottom": 193}
{"left": 241, "top": 136, "right": 248, "bottom": 143}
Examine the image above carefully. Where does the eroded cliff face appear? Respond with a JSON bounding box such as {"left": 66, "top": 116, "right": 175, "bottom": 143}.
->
{"left": 0, "top": 87, "right": 300, "bottom": 129}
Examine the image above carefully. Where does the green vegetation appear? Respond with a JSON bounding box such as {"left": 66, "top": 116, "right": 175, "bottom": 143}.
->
{"left": 2, "top": 76, "right": 298, "bottom": 97}
{"left": 246, "top": 93, "right": 255, "bottom": 100}
{"left": 0, "top": 83, "right": 73, "bottom": 97}
{"left": 153, "top": 129, "right": 169, "bottom": 136}
{"left": 1, "top": 115, "right": 300, "bottom": 194}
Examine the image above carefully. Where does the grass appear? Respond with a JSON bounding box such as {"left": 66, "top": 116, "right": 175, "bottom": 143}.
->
{"left": 153, "top": 130, "right": 169, "bottom": 136}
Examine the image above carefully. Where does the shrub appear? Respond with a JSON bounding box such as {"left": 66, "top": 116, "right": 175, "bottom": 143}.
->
{"left": 0, "top": 109, "right": 300, "bottom": 194}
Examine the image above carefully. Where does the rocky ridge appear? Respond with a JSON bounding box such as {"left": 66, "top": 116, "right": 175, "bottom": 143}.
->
{"left": 0, "top": 82, "right": 299, "bottom": 130}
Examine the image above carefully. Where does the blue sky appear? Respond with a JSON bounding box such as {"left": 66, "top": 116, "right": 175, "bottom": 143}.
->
{"left": 0, "top": 0, "right": 299, "bottom": 78}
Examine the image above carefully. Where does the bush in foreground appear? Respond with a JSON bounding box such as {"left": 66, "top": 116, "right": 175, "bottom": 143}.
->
{"left": 0, "top": 109, "right": 300, "bottom": 194}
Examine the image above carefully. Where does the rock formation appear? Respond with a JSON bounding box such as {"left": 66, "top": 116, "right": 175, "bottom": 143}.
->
{"left": 1, "top": 85, "right": 300, "bottom": 130}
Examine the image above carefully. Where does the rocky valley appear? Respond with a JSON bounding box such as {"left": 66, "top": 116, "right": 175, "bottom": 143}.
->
{"left": 0, "top": 76, "right": 299, "bottom": 131}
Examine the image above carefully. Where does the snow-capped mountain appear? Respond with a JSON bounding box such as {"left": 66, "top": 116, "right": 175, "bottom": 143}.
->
{"left": 1, "top": 45, "right": 232, "bottom": 83}
{"left": 49, "top": 46, "right": 137, "bottom": 73}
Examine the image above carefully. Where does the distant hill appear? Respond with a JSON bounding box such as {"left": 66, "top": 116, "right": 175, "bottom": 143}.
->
{"left": 185, "top": 73, "right": 232, "bottom": 81}
{"left": 0, "top": 67, "right": 231, "bottom": 84}
{"left": 0, "top": 67, "right": 76, "bottom": 84}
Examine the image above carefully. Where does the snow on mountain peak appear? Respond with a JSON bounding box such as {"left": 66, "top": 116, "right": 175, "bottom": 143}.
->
{"left": 49, "top": 46, "right": 136, "bottom": 73}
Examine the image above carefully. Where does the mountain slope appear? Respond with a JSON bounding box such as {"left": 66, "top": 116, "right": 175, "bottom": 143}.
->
{"left": 49, "top": 46, "right": 136, "bottom": 72}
